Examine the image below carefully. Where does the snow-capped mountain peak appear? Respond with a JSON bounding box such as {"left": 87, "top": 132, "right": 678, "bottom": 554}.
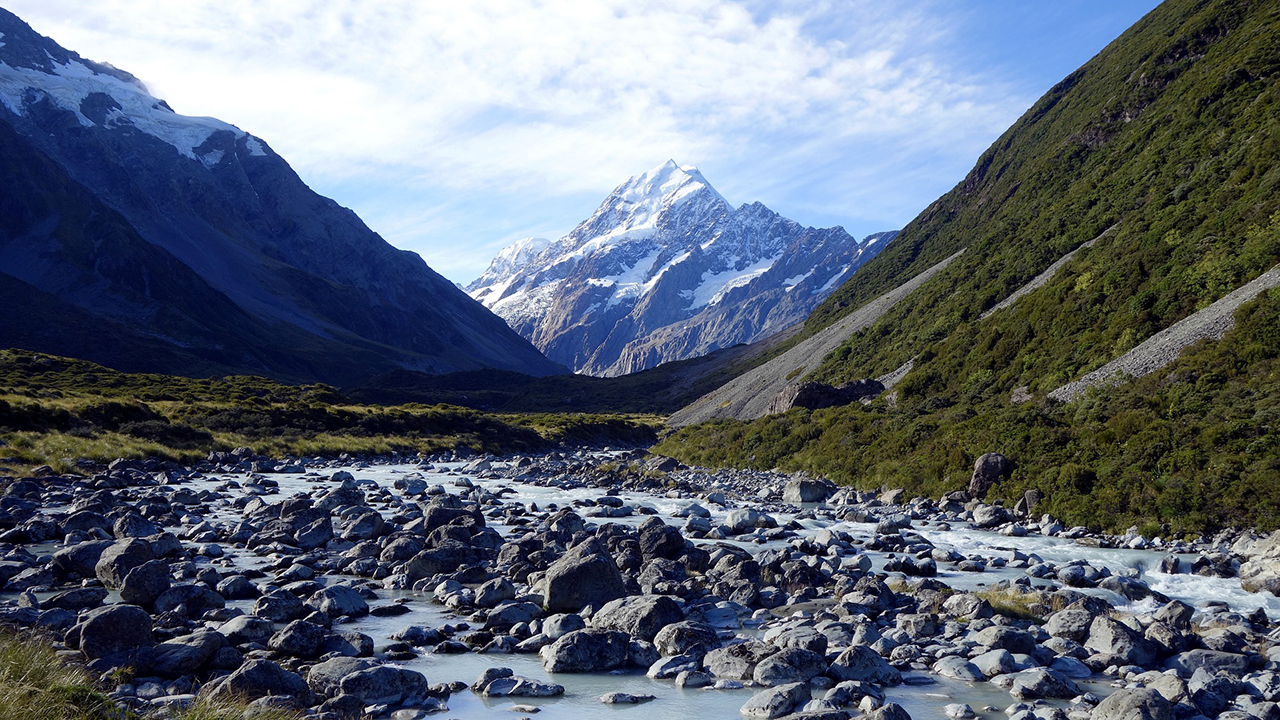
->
{"left": 468, "top": 161, "right": 897, "bottom": 376}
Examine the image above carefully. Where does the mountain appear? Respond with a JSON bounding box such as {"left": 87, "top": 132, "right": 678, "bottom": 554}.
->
{"left": 0, "top": 9, "right": 563, "bottom": 385}
{"left": 659, "top": 0, "right": 1280, "bottom": 534}
{"left": 467, "top": 160, "right": 894, "bottom": 376}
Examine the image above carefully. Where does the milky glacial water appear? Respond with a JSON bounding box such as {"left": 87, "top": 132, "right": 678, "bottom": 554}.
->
{"left": 47, "top": 457, "right": 1280, "bottom": 718}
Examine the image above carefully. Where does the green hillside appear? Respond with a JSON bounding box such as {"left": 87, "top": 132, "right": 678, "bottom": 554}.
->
{"left": 659, "top": 0, "right": 1280, "bottom": 534}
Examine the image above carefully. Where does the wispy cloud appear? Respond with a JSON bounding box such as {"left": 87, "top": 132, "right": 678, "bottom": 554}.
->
{"left": 3, "top": 0, "right": 1150, "bottom": 280}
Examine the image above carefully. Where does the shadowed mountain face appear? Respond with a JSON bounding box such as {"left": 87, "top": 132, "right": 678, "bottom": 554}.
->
{"left": 468, "top": 160, "right": 894, "bottom": 376}
{"left": 0, "top": 9, "right": 564, "bottom": 385}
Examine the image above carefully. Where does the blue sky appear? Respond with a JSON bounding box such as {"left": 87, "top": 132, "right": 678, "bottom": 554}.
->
{"left": 7, "top": 1, "right": 1161, "bottom": 283}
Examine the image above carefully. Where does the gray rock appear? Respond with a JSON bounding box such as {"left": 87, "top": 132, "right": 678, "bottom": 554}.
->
{"left": 52, "top": 540, "right": 114, "bottom": 578}
{"left": 94, "top": 538, "right": 155, "bottom": 589}
{"left": 1163, "top": 649, "right": 1253, "bottom": 677}
{"left": 740, "top": 681, "right": 812, "bottom": 719}
{"left": 254, "top": 589, "right": 306, "bottom": 623}
{"left": 78, "top": 604, "right": 154, "bottom": 660}
{"left": 1009, "top": 668, "right": 1081, "bottom": 700}
{"left": 705, "top": 640, "right": 775, "bottom": 680}
{"left": 725, "top": 508, "right": 761, "bottom": 534}
{"left": 1085, "top": 616, "right": 1158, "bottom": 667}
{"left": 542, "top": 613, "right": 587, "bottom": 640}
{"left": 541, "top": 628, "right": 630, "bottom": 673}
{"left": 218, "top": 615, "right": 275, "bottom": 646}
{"left": 207, "top": 659, "right": 310, "bottom": 702}
{"left": 828, "top": 646, "right": 902, "bottom": 685}
{"left": 971, "top": 504, "right": 1010, "bottom": 529}
{"left": 119, "top": 559, "right": 171, "bottom": 606}
{"left": 601, "top": 692, "right": 655, "bottom": 704}
{"left": 933, "top": 656, "right": 984, "bottom": 682}
{"left": 968, "top": 453, "right": 1009, "bottom": 499}
{"left": 542, "top": 538, "right": 626, "bottom": 613}
{"left": 337, "top": 666, "right": 430, "bottom": 705}
{"left": 753, "top": 647, "right": 827, "bottom": 686}
{"left": 307, "top": 657, "right": 375, "bottom": 698}
{"left": 1089, "top": 688, "right": 1174, "bottom": 720}
{"left": 866, "top": 704, "right": 912, "bottom": 720}
{"left": 151, "top": 631, "right": 226, "bottom": 678}
{"left": 1045, "top": 608, "right": 1094, "bottom": 643}
{"left": 152, "top": 583, "right": 225, "bottom": 616}
{"left": 783, "top": 478, "right": 832, "bottom": 504}
{"left": 654, "top": 621, "right": 720, "bottom": 658}
{"left": 591, "top": 594, "right": 683, "bottom": 642}
{"left": 269, "top": 620, "right": 327, "bottom": 659}
{"left": 311, "top": 584, "right": 369, "bottom": 618}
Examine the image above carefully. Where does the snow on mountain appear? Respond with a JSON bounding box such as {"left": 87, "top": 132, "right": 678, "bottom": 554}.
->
{"left": 467, "top": 160, "right": 896, "bottom": 376}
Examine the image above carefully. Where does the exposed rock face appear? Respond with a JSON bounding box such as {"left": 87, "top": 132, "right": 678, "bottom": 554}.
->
{"left": 968, "top": 453, "right": 1010, "bottom": 499}
{"left": 468, "top": 160, "right": 894, "bottom": 376}
{"left": 766, "top": 379, "right": 884, "bottom": 415}
{"left": 0, "top": 8, "right": 563, "bottom": 384}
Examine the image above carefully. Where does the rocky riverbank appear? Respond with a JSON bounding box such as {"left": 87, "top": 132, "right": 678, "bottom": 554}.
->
{"left": 2, "top": 448, "right": 1280, "bottom": 720}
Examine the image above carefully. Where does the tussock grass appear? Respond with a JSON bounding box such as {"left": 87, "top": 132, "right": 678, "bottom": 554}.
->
{"left": 0, "top": 630, "right": 303, "bottom": 720}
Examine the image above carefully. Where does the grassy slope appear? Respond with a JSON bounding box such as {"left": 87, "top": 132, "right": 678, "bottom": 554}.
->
{"left": 0, "top": 351, "right": 658, "bottom": 473}
{"left": 658, "top": 0, "right": 1280, "bottom": 535}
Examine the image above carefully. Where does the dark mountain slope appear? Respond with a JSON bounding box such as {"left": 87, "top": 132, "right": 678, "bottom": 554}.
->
{"left": 0, "top": 8, "right": 563, "bottom": 383}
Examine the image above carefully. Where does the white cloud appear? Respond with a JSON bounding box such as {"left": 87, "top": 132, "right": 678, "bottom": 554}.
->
{"left": 4, "top": 0, "right": 1034, "bottom": 279}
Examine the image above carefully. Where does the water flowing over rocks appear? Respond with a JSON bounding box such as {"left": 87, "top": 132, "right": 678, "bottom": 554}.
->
{"left": 2, "top": 448, "right": 1280, "bottom": 719}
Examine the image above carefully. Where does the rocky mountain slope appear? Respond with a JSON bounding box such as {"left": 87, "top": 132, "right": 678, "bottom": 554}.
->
{"left": 0, "top": 9, "right": 563, "bottom": 384}
{"left": 468, "top": 161, "right": 893, "bottom": 376}
{"left": 659, "top": 0, "right": 1280, "bottom": 534}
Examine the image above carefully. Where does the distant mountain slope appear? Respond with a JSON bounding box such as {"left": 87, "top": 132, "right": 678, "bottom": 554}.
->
{"left": 468, "top": 160, "right": 893, "bottom": 376}
{"left": 659, "top": 0, "right": 1280, "bottom": 534}
{"left": 0, "top": 8, "right": 563, "bottom": 384}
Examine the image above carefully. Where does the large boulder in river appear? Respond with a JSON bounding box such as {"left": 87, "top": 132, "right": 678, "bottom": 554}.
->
{"left": 53, "top": 540, "right": 113, "bottom": 578}
{"left": 1239, "top": 529, "right": 1280, "bottom": 595}
{"left": 78, "top": 604, "right": 154, "bottom": 660}
{"left": 541, "top": 628, "right": 630, "bottom": 673}
{"left": 119, "top": 559, "right": 171, "bottom": 606}
{"left": 828, "top": 645, "right": 902, "bottom": 685}
{"left": 311, "top": 584, "right": 369, "bottom": 618}
{"left": 542, "top": 538, "right": 626, "bottom": 613}
{"left": 338, "top": 666, "right": 431, "bottom": 705}
{"left": 151, "top": 630, "right": 226, "bottom": 678}
{"left": 1089, "top": 688, "right": 1174, "bottom": 720}
{"left": 590, "top": 595, "right": 683, "bottom": 642}
{"left": 1085, "top": 616, "right": 1158, "bottom": 667}
{"left": 654, "top": 621, "right": 720, "bottom": 658}
{"left": 206, "top": 658, "right": 310, "bottom": 702}
{"left": 968, "top": 452, "right": 1010, "bottom": 500}
{"left": 94, "top": 538, "right": 156, "bottom": 589}
{"left": 782, "top": 477, "right": 832, "bottom": 504}
{"left": 307, "top": 657, "right": 375, "bottom": 698}
{"left": 739, "top": 681, "right": 811, "bottom": 719}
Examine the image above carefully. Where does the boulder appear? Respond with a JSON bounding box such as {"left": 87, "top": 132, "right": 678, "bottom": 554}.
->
{"left": 119, "top": 559, "right": 171, "bottom": 606}
{"left": 311, "top": 585, "right": 369, "bottom": 618}
{"left": 725, "top": 508, "right": 761, "bottom": 534}
{"left": 1163, "top": 649, "right": 1253, "bottom": 677}
{"left": 653, "top": 621, "right": 719, "bottom": 658}
{"left": 151, "top": 631, "right": 226, "bottom": 678}
{"left": 308, "top": 657, "right": 375, "bottom": 698}
{"left": 740, "top": 681, "right": 812, "bottom": 719}
{"left": 1085, "top": 616, "right": 1158, "bottom": 667}
{"left": 752, "top": 647, "right": 827, "bottom": 686}
{"left": 94, "top": 538, "right": 156, "bottom": 589}
{"left": 338, "top": 666, "right": 430, "bottom": 705}
{"left": 52, "top": 540, "right": 114, "bottom": 578}
{"left": 541, "top": 628, "right": 630, "bottom": 673}
{"left": 1089, "top": 688, "right": 1174, "bottom": 720}
{"left": 968, "top": 453, "right": 1009, "bottom": 499}
{"left": 1009, "top": 668, "right": 1081, "bottom": 699}
{"left": 704, "top": 640, "right": 775, "bottom": 680}
{"left": 207, "top": 659, "right": 310, "bottom": 702}
{"left": 828, "top": 646, "right": 902, "bottom": 685}
{"left": 218, "top": 615, "right": 275, "bottom": 646}
{"left": 783, "top": 478, "right": 832, "bottom": 504}
{"left": 542, "top": 538, "right": 626, "bottom": 613}
{"left": 590, "top": 595, "right": 683, "bottom": 642}
{"left": 269, "top": 620, "right": 327, "bottom": 659}
{"left": 78, "top": 604, "right": 154, "bottom": 660}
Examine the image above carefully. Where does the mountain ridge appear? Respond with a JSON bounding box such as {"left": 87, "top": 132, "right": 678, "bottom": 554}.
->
{"left": 469, "top": 159, "right": 894, "bottom": 376}
{"left": 0, "top": 8, "right": 564, "bottom": 384}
